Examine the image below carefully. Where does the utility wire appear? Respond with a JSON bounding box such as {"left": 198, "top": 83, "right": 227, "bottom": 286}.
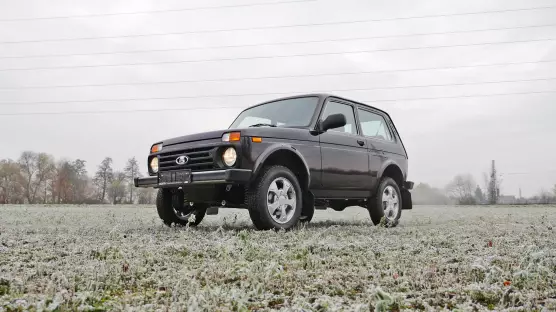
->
{"left": 360, "top": 90, "right": 556, "bottom": 103}
{"left": 1, "top": 38, "right": 554, "bottom": 72}
{"left": 1, "top": 5, "right": 554, "bottom": 44}
{"left": 1, "top": 91, "right": 555, "bottom": 117}
{"left": 1, "top": 59, "right": 554, "bottom": 90}
{"left": 0, "top": 0, "right": 316, "bottom": 22}
{"left": 2, "top": 23, "right": 556, "bottom": 60}
{"left": 2, "top": 77, "right": 556, "bottom": 105}
{"left": 0, "top": 106, "right": 247, "bottom": 116}
{"left": 502, "top": 170, "right": 556, "bottom": 175}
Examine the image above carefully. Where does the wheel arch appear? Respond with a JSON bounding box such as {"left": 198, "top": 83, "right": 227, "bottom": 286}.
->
{"left": 379, "top": 162, "right": 412, "bottom": 210}
{"left": 252, "top": 145, "right": 311, "bottom": 189}
{"left": 379, "top": 162, "right": 405, "bottom": 189}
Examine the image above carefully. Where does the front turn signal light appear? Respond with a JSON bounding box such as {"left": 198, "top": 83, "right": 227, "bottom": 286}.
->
{"left": 151, "top": 143, "right": 163, "bottom": 153}
{"left": 222, "top": 132, "right": 241, "bottom": 142}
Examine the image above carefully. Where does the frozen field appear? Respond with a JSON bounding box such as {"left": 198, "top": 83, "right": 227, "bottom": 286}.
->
{"left": 0, "top": 205, "right": 555, "bottom": 311}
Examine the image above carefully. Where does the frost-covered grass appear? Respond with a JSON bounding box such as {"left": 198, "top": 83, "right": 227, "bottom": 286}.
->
{"left": 0, "top": 205, "right": 555, "bottom": 311}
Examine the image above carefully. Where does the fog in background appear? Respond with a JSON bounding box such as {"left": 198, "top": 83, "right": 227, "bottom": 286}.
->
{"left": 1, "top": 0, "right": 556, "bottom": 197}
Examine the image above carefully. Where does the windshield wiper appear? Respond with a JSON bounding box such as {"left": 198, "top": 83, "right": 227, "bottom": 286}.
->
{"left": 249, "top": 123, "right": 277, "bottom": 128}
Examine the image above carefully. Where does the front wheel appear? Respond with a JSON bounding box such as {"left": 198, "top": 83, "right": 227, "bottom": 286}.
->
{"left": 247, "top": 166, "right": 302, "bottom": 230}
{"left": 156, "top": 189, "right": 207, "bottom": 227}
{"left": 367, "top": 177, "right": 402, "bottom": 227}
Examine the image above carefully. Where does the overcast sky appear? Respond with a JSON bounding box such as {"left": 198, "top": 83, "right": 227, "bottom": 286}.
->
{"left": 1, "top": 0, "right": 555, "bottom": 196}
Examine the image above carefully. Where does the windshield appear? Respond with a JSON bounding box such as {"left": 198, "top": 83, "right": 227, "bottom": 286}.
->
{"left": 229, "top": 97, "right": 319, "bottom": 129}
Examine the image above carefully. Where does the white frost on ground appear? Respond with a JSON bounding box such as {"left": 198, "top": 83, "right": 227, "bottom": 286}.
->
{"left": 0, "top": 205, "right": 555, "bottom": 311}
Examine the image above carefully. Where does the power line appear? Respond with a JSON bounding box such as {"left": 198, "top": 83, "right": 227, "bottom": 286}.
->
{"left": 502, "top": 170, "right": 556, "bottom": 176}
{"left": 1, "top": 5, "right": 555, "bottom": 44}
{"left": 1, "top": 59, "right": 554, "bottom": 90}
{"left": 1, "top": 38, "right": 554, "bottom": 72}
{"left": 1, "top": 90, "right": 555, "bottom": 117}
{"left": 1, "top": 91, "right": 555, "bottom": 117}
{"left": 0, "top": 106, "right": 247, "bottom": 116}
{"left": 2, "top": 23, "right": 556, "bottom": 60}
{"left": 0, "top": 0, "right": 315, "bottom": 22}
{"left": 361, "top": 90, "right": 556, "bottom": 103}
{"left": 3, "top": 77, "right": 556, "bottom": 105}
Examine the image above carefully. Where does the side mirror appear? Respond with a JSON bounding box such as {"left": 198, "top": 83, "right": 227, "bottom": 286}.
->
{"left": 320, "top": 113, "right": 347, "bottom": 132}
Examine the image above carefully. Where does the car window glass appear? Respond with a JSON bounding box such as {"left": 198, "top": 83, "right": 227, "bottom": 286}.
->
{"left": 358, "top": 109, "right": 394, "bottom": 141}
{"left": 236, "top": 116, "right": 272, "bottom": 128}
{"left": 321, "top": 101, "right": 357, "bottom": 134}
{"left": 230, "top": 96, "right": 319, "bottom": 128}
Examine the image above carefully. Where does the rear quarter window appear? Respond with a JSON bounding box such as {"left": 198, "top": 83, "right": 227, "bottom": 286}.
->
{"left": 357, "top": 108, "right": 395, "bottom": 142}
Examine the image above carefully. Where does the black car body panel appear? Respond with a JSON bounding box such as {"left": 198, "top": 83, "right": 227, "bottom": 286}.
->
{"left": 136, "top": 93, "right": 413, "bottom": 210}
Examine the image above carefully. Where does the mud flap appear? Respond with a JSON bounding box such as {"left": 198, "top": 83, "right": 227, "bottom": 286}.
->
{"left": 206, "top": 207, "right": 219, "bottom": 215}
{"left": 401, "top": 189, "right": 412, "bottom": 210}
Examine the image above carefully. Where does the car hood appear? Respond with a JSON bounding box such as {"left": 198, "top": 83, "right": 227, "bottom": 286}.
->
{"left": 162, "top": 130, "right": 228, "bottom": 147}
{"left": 162, "top": 127, "right": 313, "bottom": 147}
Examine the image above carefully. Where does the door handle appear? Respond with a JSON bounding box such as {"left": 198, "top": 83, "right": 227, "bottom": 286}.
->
{"left": 357, "top": 140, "right": 365, "bottom": 146}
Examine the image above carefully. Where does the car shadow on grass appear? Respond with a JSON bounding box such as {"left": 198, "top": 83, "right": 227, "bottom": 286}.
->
{"left": 163, "top": 219, "right": 378, "bottom": 233}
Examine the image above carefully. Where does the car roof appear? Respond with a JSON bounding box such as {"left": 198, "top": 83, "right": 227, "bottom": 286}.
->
{"left": 252, "top": 93, "right": 393, "bottom": 119}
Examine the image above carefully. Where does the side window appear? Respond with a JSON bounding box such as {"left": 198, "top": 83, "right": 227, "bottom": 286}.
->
{"left": 320, "top": 101, "right": 357, "bottom": 134}
{"left": 358, "top": 109, "right": 394, "bottom": 141}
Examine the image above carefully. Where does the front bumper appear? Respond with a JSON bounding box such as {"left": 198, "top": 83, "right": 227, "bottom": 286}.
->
{"left": 134, "top": 169, "right": 252, "bottom": 188}
{"left": 403, "top": 181, "right": 414, "bottom": 190}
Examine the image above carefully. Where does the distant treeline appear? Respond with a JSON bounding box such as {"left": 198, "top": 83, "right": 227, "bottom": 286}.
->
{"left": 413, "top": 179, "right": 556, "bottom": 206}
{"left": 414, "top": 161, "right": 556, "bottom": 205}
{"left": 0, "top": 151, "right": 156, "bottom": 205}
{"left": 2, "top": 152, "right": 555, "bottom": 206}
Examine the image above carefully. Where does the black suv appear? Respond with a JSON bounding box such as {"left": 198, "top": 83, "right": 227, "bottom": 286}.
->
{"left": 135, "top": 94, "right": 413, "bottom": 230}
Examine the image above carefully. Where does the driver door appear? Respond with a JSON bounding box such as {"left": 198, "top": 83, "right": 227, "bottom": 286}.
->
{"left": 318, "top": 99, "right": 371, "bottom": 195}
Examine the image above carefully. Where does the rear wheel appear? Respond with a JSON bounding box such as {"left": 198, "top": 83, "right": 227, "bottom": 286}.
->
{"left": 367, "top": 177, "right": 402, "bottom": 227}
{"left": 247, "top": 166, "right": 302, "bottom": 230}
{"left": 156, "top": 189, "right": 207, "bottom": 227}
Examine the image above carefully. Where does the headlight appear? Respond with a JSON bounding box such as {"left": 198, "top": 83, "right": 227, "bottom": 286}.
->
{"left": 222, "top": 147, "right": 237, "bottom": 167}
{"left": 151, "top": 143, "right": 162, "bottom": 153}
{"left": 150, "top": 157, "right": 159, "bottom": 173}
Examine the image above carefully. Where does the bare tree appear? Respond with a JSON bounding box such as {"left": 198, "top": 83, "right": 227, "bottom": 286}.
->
{"left": 18, "top": 152, "right": 55, "bottom": 204}
{"left": 0, "top": 159, "right": 25, "bottom": 204}
{"left": 446, "top": 174, "right": 476, "bottom": 205}
{"left": 18, "top": 151, "right": 37, "bottom": 203}
{"left": 487, "top": 160, "right": 502, "bottom": 205}
{"left": 538, "top": 189, "right": 552, "bottom": 205}
{"left": 93, "top": 157, "right": 113, "bottom": 202}
{"left": 124, "top": 157, "right": 142, "bottom": 204}
{"left": 108, "top": 171, "right": 127, "bottom": 204}
{"left": 53, "top": 160, "right": 73, "bottom": 204}
{"left": 474, "top": 185, "right": 485, "bottom": 204}
{"left": 482, "top": 172, "right": 489, "bottom": 197}
{"left": 72, "top": 159, "right": 89, "bottom": 203}
{"left": 137, "top": 187, "right": 156, "bottom": 205}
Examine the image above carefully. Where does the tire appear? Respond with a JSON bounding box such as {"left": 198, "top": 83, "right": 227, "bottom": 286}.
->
{"left": 156, "top": 189, "right": 207, "bottom": 227}
{"left": 367, "top": 177, "right": 402, "bottom": 227}
{"left": 247, "top": 165, "right": 303, "bottom": 230}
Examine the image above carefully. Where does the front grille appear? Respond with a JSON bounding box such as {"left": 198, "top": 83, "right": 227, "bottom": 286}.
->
{"left": 159, "top": 146, "right": 215, "bottom": 172}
